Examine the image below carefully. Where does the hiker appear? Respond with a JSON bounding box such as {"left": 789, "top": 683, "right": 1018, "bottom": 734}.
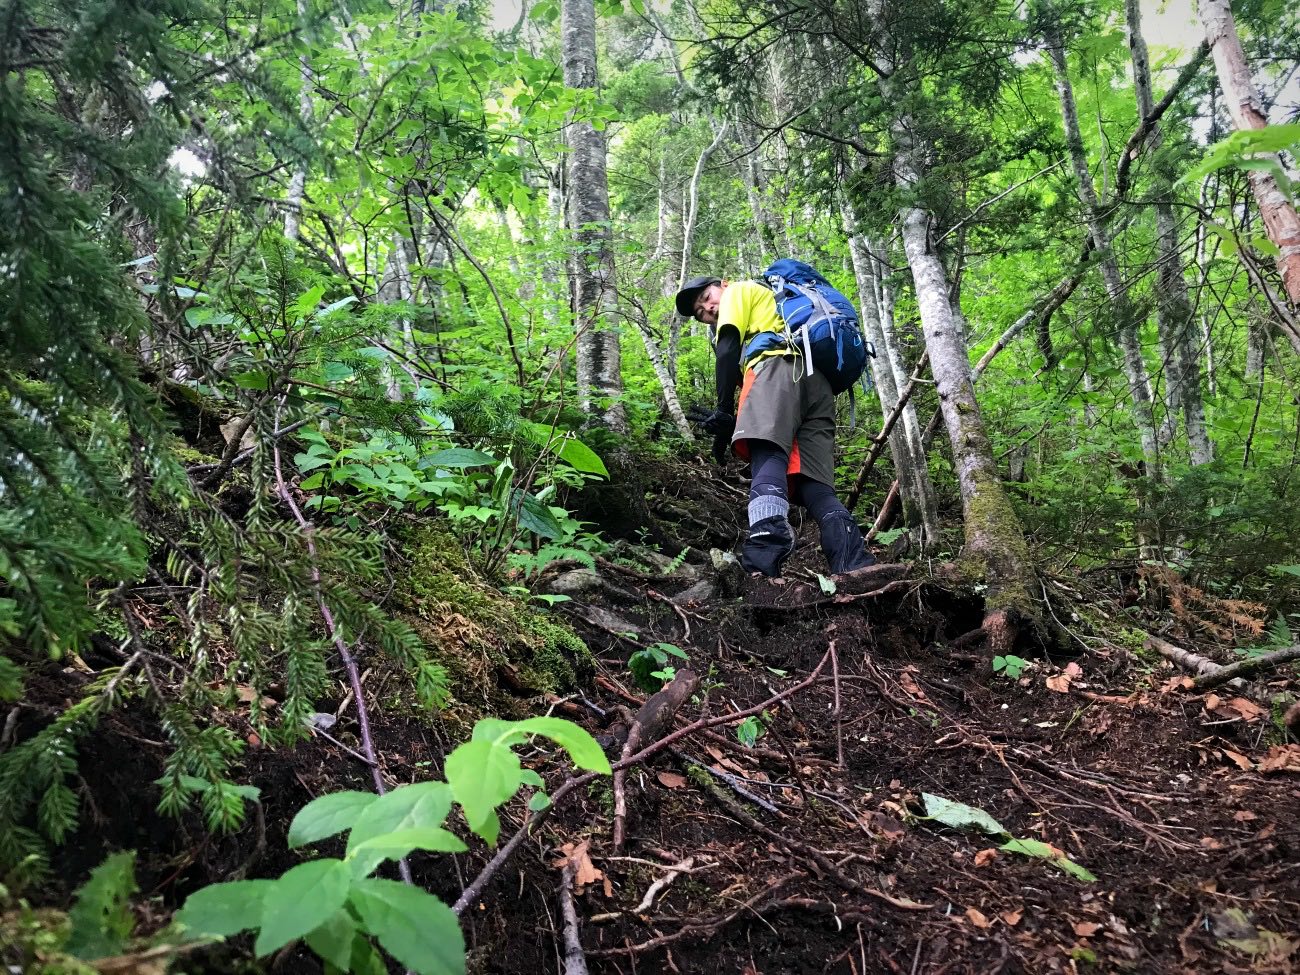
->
{"left": 676, "top": 273, "right": 875, "bottom": 578}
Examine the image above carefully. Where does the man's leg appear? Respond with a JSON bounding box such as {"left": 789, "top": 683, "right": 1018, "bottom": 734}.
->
{"left": 793, "top": 477, "right": 875, "bottom": 574}
{"left": 742, "top": 440, "right": 796, "bottom": 576}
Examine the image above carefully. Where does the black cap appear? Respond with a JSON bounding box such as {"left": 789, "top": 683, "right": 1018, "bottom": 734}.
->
{"left": 675, "top": 275, "right": 721, "bottom": 318}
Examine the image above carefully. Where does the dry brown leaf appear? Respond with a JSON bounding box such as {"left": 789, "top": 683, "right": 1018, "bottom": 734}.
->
{"left": 1258, "top": 744, "right": 1300, "bottom": 774}
{"left": 656, "top": 771, "right": 687, "bottom": 789}
{"left": 1046, "top": 661, "right": 1083, "bottom": 694}
{"left": 966, "top": 907, "right": 991, "bottom": 929}
{"left": 1221, "top": 748, "right": 1254, "bottom": 771}
{"left": 1234, "top": 810, "right": 1258, "bottom": 822}
{"left": 553, "top": 840, "right": 603, "bottom": 890}
{"left": 865, "top": 811, "right": 906, "bottom": 840}
{"left": 1204, "top": 693, "right": 1221, "bottom": 711}
{"left": 1073, "top": 921, "right": 1102, "bottom": 937}
{"left": 1226, "top": 697, "right": 1265, "bottom": 721}
{"left": 1200, "top": 836, "right": 1224, "bottom": 850}
{"left": 899, "top": 672, "right": 928, "bottom": 700}
{"left": 1002, "top": 909, "right": 1023, "bottom": 927}
{"left": 974, "top": 848, "right": 999, "bottom": 867}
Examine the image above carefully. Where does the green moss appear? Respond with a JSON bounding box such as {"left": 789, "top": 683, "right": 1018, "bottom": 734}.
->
{"left": 396, "top": 525, "right": 593, "bottom": 702}
{"left": 961, "top": 475, "right": 1037, "bottom": 621}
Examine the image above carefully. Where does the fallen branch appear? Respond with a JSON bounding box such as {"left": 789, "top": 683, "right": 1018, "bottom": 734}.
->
{"left": 613, "top": 669, "right": 699, "bottom": 850}
{"left": 558, "top": 864, "right": 590, "bottom": 975}
{"left": 453, "top": 650, "right": 834, "bottom": 916}
{"left": 1193, "top": 645, "right": 1300, "bottom": 691}
{"left": 1145, "top": 634, "right": 1225, "bottom": 679}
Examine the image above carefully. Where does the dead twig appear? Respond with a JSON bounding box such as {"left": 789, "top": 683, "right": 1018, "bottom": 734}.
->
{"left": 558, "top": 864, "right": 590, "bottom": 975}
{"left": 454, "top": 650, "right": 834, "bottom": 916}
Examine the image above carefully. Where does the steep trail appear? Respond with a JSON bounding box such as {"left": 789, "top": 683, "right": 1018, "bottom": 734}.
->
{"left": 461, "top": 459, "right": 1300, "bottom": 974}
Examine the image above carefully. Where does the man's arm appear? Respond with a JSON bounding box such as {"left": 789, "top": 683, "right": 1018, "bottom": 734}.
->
{"left": 714, "top": 325, "right": 742, "bottom": 413}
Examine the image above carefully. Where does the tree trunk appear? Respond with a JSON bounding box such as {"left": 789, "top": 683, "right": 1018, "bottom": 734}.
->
{"left": 842, "top": 199, "right": 941, "bottom": 545}
{"left": 1197, "top": 0, "right": 1300, "bottom": 304}
{"left": 1045, "top": 21, "right": 1161, "bottom": 472}
{"left": 562, "top": 0, "right": 626, "bottom": 431}
{"left": 891, "top": 122, "right": 1036, "bottom": 647}
{"left": 1125, "top": 0, "right": 1213, "bottom": 466}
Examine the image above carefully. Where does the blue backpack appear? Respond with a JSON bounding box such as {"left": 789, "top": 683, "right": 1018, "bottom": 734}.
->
{"left": 743, "top": 258, "right": 875, "bottom": 396}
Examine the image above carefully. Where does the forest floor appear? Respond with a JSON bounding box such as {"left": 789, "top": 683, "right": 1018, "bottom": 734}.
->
{"left": 32, "top": 457, "right": 1300, "bottom": 975}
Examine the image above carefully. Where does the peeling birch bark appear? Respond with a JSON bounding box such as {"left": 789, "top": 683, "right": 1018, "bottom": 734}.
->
{"left": 562, "top": 0, "right": 626, "bottom": 431}
{"left": 1125, "top": 0, "right": 1214, "bottom": 466}
{"left": 1197, "top": 0, "right": 1300, "bottom": 305}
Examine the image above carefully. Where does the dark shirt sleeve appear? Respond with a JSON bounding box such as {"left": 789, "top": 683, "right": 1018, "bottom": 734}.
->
{"left": 714, "top": 325, "right": 742, "bottom": 414}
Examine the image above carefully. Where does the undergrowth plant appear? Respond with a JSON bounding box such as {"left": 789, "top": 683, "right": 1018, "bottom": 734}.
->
{"left": 177, "top": 716, "right": 611, "bottom": 975}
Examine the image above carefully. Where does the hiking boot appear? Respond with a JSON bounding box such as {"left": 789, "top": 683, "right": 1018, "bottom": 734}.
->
{"left": 818, "top": 511, "right": 875, "bottom": 575}
{"left": 740, "top": 516, "right": 796, "bottom": 577}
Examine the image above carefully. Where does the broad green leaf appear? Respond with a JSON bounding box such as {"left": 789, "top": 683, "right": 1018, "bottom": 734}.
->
{"left": 318, "top": 295, "right": 359, "bottom": 316}
{"left": 921, "top": 792, "right": 1007, "bottom": 836}
{"left": 421, "top": 448, "right": 497, "bottom": 469}
{"left": 299, "top": 472, "right": 326, "bottom": 490}
{"left": 518, "top": 769, "right": 544, "bottom": 788}
{"left": 445, "top": 739, "right": 523, "bottom": 840}
{"left": 349, "top": 826, "right": 468, "bottom": 867}
{"left": 305, "top": 910, "right": 357, "bottom": 971}
{"left": 528, "top": 792, "right": 552, "bottom": 813}
{"left": 349, "top": 878, "right": 465, "bottom": 975}
{"left": 177, "top": 879, "right": 274, "bottom": 937}
{"left": 231, "top": 370, "right": 270, "bottom": 390}
{"left": 510, "top": 489, "right": 564, "bottom": 539}
{"left": 473, "top": 716, "right": 612, "bottom": 774}
{"left": 254, "top": 859, "right": 351, "bottom": 956}
{"left": 817, "top": 573, "right": 837, "bottom": 596}
{"left": 1001, "top": 837, "right": 1097, "bottom": 882}
{"left": 288, "top": 791, "right": 379, "bottom": 848}
{"left": 347, "top": 783, "right": 454, "bottom": 860}
{"left": 554, "top": 437, "right": 608, "bottom": 477}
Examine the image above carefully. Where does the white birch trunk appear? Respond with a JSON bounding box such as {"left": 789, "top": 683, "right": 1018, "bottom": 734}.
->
{"left": 1125, "top": 0, "right": 1214, "bottom": 466}
{"left": 843, "top": 201, "right": 941, "bottom": 544}
{"left": 562, "top": 0, "right": 626, "bottom": 431}
{"left": 1045, "top": 25, "right": 1161, "bottom": 471}
{"left": 1197, "top": 0, "right": 1300, "bottom": 304}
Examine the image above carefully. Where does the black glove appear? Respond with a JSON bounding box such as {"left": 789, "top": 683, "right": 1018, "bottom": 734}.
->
{"left": 711, "top": 430, "right": 730, "bottom": 465}
{"left": 686, "top": 406, "right": 736, "bottom": 439}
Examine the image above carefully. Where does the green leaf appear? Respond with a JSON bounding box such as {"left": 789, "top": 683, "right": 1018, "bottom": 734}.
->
{"left": 299, "top": 472, "right": 326, "bottom": 490}
{"left": 288, "top": 791, "right": 379, "bottom": 849}
{"left": 254, "top": 859, "right": 352, "bottom": 956}
{"left": 318, "top": 295, "right": 359, "bottom": 316}
{"left": 511, "top": 489, "right": 564, "bottom": 540}
{"left": 349, "top": 878, "right": 465, "bottom": 975}
{"left": 347, "top": 783, "right": 454, "bottom": 874}
{"left": 921, "top": 793, "right": 1008, "bottom": 836}
{"left": 177, "top": 879, "right": 274, "bottom": 938}
{"left": 350, "top": 827, "right": 468, "bottom": 866}
{"left": 444, "top": 739, "right": 522, "bottom": 841}
{"left": 817, "top": 573, "right": 837, "bottom": 596}
{"left": 476, "top": 716, "right": 612, "bottom": 774}
{"left": 231, "top": 370, "right": 271, "bottom": 390}
{"left": 528, "top": 792, "right": 551, "bottom": 813}
{"left": 518, "top": 769, "right": 545, "bottom": 788}
{"left": 553, "top": 437, "right": 608, "bottom": 477}
{"left": 421, "top": 448, "right": 498, "bottom": 469}
{"left": 305, "top": 910, "right": 358, "bottom": 971}
{"left": 65, "top": 852, "right": 138, "bottom": 959}
{"left": 1000, "top": 838, "right": 1097, "bottom": 882}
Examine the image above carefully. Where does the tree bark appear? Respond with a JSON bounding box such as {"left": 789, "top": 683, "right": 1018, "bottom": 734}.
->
{"left": 1045, "top": 19, "right": 1161, "bottom": 472}
{"left": 842, "top": 199, "right": 940, "bottom": 544}
{"left": 1125, "top": 0, "right": 1213, "bottom": 466}
{"left": 893, "top": 129, "right": 1037, "bottom": 648}
{"left": 562, "top": 0, "right": 626, "bottom": 431}
{"left": 1197, "top": 0, "right": 1300, "bottom": 305}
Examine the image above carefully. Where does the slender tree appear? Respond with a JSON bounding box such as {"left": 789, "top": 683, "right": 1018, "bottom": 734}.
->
{"left": 562, "top": 0, "right": 627, "bottom": 431}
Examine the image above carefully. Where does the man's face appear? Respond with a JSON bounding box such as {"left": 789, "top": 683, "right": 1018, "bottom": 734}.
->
{"left": 693, "top": 283, "right": 723, "bottom": 326}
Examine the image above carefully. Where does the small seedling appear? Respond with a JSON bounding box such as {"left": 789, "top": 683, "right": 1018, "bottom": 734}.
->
{"left": 736, "top": 713, "right": 768, "bottom": 747}
{"left": 628, "top": 642, "right": 689, "bottom": 691}
{"left": 992, "top": 654, "right": 1028, "bottom": 679}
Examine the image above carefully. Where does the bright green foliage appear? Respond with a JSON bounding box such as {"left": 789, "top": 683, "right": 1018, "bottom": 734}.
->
{"left": 628, "top": 642, "right": 689, "bottom": 691}
{"left": 177, "top": 714, "right": 610, "bottom": 974}
{"left": 63, "top": 853, "right": 138, "bottom": 960}
{"left": 921, "top": 792, "right": 1095, "bottom": 881}
{"left": 992, "top": 655, "right": 1029, "bottom": 679}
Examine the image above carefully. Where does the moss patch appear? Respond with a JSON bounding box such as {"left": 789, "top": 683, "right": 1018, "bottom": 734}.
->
{"left": 396, "top": 525, "right": 593, "bottom": 713}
